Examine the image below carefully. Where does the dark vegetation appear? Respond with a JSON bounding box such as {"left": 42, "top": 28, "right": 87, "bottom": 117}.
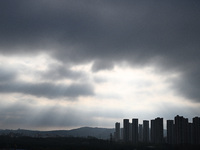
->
{"left": 0, "top": 136, "right": 200, "bottom": 150}
{"left": 0, "top": 127, "right": 114, "bottom": 139}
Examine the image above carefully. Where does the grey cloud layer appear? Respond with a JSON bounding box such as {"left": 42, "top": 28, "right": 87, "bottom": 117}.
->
{"left": 0, "top": 81, "right": 94, "bottom": 98}
{"left": 0, "top": 64, "right": 92, "bottom": 98}
{"left": 40, "top": 63, "right": 86, "bottom": 80}
{"left": 0, "top": 67, "right": 17, "bottom": 82}
{"left": 1, "top": 0, "right": 200, "bottom": 101}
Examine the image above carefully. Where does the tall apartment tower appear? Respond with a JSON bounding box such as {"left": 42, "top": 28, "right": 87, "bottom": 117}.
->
{"left": 143, "top": 120, "right": 149, "bottom": 143}
{"left": 132, "top": 118, "right": 138, "bottom": 144}
{"left": 174, "top": 115, "right": 189, "bottom": 144}
{"left": 123, "top": 119, "right": 130, "bottom": 142}
{"left": 167, "top": 120, "right": 174, "bottom": 144}
{"left": 174, "top": 115, "right": 182, "bottom": 144}
{"left": 139, "top": 124, "right": 143, "bottom": 142}
{"left": 188, "top": 122, "right": 192, "bottom": 144}
{"left": 192, "top": 117, "right": 200, "bottom": 144}
{"left": 129, "top": 123, "right": 132, "bottom": 141}
{"left": 155, "top": 117, "right": 163, "bottom": 144}
{"left": 151, "top": 119, "right": 155, "bottom": 143}
{"left": 151, "top": 118, "right": 163, "bottom": 144}
{"left": 120, "top": 128, "right": 123, "bottom": 140}
{"left": 183, "top": 118, "right": 189, "bottom": 144}
{"left": 115, "top": 122, "right": 120, "bottom": 141}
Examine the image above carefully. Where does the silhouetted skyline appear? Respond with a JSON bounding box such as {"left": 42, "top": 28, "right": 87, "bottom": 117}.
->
{"left": 114, "top": 115, "right": 200, "bottom": 145}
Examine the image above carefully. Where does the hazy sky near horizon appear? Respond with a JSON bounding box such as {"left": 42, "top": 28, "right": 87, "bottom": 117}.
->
{"left": 1, "top": 0, "right": 200, "bottom": 130}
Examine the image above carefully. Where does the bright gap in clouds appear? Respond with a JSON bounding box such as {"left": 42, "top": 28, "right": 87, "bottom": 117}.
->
{"left": 91, "top": 65, "right": 179, "bottom": 117}
{"left": 1, "top": 54, "right": 199, "bottom": 130}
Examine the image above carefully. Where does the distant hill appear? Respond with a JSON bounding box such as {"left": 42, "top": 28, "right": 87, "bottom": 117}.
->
{"left": 67, "top": 127, "right": 114, "bottom": 139}
{"left": 0, "top": 127, "right": 114, "bottom": 139}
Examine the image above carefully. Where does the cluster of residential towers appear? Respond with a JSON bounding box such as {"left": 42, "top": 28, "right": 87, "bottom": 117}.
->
{"left": 114, "top": 115, "right": 200, "bottom": 145}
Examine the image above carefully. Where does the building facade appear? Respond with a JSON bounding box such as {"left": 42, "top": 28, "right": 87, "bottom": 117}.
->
{"left": 151, "top": 118, "right": 163, "bottom": 144}
{"left": 115, "top": 122, "right": 120, "bottom": 141}
{"left": 132, "top": 118, "right": 138, "bottom": 144}
{"left": 139, "top": 124, "right": 143, "bottom": 142}
{"left": 174, "top": 115, "right": 189, "bottom": 144}
{"left": 123, "top": 119, "right": 129, "bottom": 142}
{"left": 193, "top": 117, "right": 200, "bottom": 144}
{"left": 143, "top": 120, "right": 149, "bottom": 143}
{"left": 167, "top": 120, "right": 174, "bottom": 144}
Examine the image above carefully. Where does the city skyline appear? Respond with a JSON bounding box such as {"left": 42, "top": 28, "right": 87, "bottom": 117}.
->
{"left": 1, "top": 0, "right": 200, "bottom": 130}
{"left": 115, "top": 115, "right": 200, "bottom": 145}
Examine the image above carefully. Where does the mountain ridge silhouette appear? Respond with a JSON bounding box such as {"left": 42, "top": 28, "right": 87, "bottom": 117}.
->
{"left": 0, "top": 127, "right": 114, "bottom": 139}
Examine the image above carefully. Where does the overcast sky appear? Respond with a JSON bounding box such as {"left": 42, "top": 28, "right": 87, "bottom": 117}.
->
{"left": 1, "top": 0, "right": 200, "bottom": 130}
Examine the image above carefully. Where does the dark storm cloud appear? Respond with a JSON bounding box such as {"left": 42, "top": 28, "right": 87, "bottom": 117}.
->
{"left": 0, "top": 67, "right": 17, "bottom": 82}
{"left": 171, "top": 69, "right": 200, "bottom": 101}
{"left": 40, "top": 63, "right": 85, "bottom": 80}
{"left": 1, "top": 0, "right": 200, "bottom": 101}
{"left": 0, "top": 81, "right": 94, "bottom": 99}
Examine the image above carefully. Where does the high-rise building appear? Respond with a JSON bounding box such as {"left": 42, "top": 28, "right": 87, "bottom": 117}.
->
{"left": 174, "top": 115, "right": 189, "bottom": 144}
{"left": 151, "top": 119, "right": 155, "bottom": 143}
{"left": 115, "top": 122, "right": 120, "bottom": 141}
{"left": 129, "top": 123, "right": 132, "bottom": 141}
{"left": 167, "top": 120, "right": 174, "bottom": 144}
{"left": 188, "top": 122, "right": 192, "bottom": 144}
{"left": 143, "top": 120, "right": 149, "bottom": 143}
{"left": 156, "top": 117, "right": 163, "bottom": 144}
{"left": 151, "top": 118, "right": 163, "bottom": 144}
{"left": 192, "top": 117, "right": 200, "bottom": 144}
{"left": 139, "top": 124, "right": 143, "bottom": 142}
{"left": 182, "top": 118, "right": 189, "bottom": 144}
{"left": 174, "top": 115, "right": 183, "bottom": 144}
{"left": 117, "top": 115, "right": 200, "bottom": 145}
{"left": 120, "top": 128, "right": 123, "bottom": 140}
{"left": 132, "top": 118, "right": 138, "bottom": 144}
{"left": 123, "top": 119, "right": 129, "bottom": 142}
